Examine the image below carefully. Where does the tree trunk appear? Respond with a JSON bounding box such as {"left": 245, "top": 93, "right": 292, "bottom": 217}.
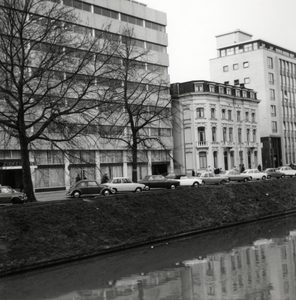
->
{"left": 132, "top": 143, "right": 138, "bottom": 183}
{"left": 20, "top": 137, "right": 37, "bottom": 202}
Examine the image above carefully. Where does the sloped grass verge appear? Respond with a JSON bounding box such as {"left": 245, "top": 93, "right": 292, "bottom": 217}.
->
{"left": 0, "top": 179, "right": 295, "bottom": 275}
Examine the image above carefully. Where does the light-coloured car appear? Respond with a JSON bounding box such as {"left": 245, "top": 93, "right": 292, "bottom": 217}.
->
{"left": 0, "top": 186, "right": 27, "bottom": 205}
{"left": 219, "top": 170, "right": 252, "bottom": 182}
{"left": 241, "top": 169, "right": 267, "bottom": 180}
{"left": 177, "top": 176, "right": 203, "bottom": 187}
{"left": 276, "top": 166, "right": 296, "bottom": 177}
{"left": 107, "top": 177, "right": 146, "bottom": 193}
{"left": 195, "top": 172, "right": 229, "bottom": 185}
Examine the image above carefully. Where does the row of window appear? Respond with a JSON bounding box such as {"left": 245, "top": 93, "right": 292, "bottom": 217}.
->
{"left": 196, "top": 107, "right": 256, "bottom": 122}
{"left": 197, "top": 127, "right": 257, "bottom": 143}
{"left": 194, "top": 83, "right": 255, "bottom": 99}
{"left": 220, "top": 41, "right": 296, "bottom": 59}
{"left": 223, "top": 62, "right": 249, "bottom": 72}
{"left": 50, "top": 0, "right": 166, "bottom": 33}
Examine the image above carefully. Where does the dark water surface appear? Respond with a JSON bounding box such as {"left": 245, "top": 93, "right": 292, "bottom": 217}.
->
{"left": 2, "top": 214, "right": 296, "bottom": 300}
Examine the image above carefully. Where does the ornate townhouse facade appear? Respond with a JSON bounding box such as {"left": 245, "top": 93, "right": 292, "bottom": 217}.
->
{"left": 171, "top": 80, "right": 261, "bottom": 175}
{"left": 0, "top": 0, "right": 173, "bottom": 191}
{"left": 210, "top": 29, "right": 296, "bottom": 168}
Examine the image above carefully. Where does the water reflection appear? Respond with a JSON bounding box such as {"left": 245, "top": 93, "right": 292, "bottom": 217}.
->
{"left": 2, "top": 215, "right": 296, "bottom": 300}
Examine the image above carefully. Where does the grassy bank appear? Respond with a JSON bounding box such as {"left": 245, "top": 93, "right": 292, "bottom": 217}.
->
{"left": 0, "top": 179, "right": 296, "bottom": 275}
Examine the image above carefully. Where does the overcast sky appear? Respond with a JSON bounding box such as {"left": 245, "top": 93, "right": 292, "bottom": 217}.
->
{"left": 142, "top": 0, "right": 296, "bottom": 83}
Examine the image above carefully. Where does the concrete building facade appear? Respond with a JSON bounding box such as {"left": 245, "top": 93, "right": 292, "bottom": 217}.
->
{"left": 210, "top": 29, "right": 296, "bottom": 168}
{"left": 0, "top": 0, "right": 173, "bottom": 191}
{"left": 171, "top": 80, "right": 261, "bottom": 175}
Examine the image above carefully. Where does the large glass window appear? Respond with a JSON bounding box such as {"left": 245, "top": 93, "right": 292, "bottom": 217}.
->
{"left": 211, "top": 108, "right": 215, "bottom": 118}
{"left": 269, "top": 73, "right": 274, "bottom": 84}
{"left": 237, "top": 111, "right": 241, "bottom": 121}
{"left": 272, "top": 121, "right": 277, "bottom": 133}
{"left": 212, "top": 127, "right": 216, "bottom": 142}
{"left": 199, "top": 152, "right": 207, "bottom": 169}
{"left": 238, "top": 128, "right": 242, "bottom": 143}
{"left": 271, "top": 105, "right": 276, "bottom": 117}
{"left": 198, "top": 127, "right": 206, "bottom": 143}
{"left": 223, "top": 127, "right": 227, "bottom": 142}
{"left": 270, "top": 89, "right": 275, "bottom": 100}
{"left": 229, "top": 128, "right": 233, "bottom": 142}
{"left": 268, "top": 57, "right": 273, "bottom": 68}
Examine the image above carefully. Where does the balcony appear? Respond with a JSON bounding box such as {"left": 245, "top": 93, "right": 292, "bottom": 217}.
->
{"left": 196, "top": 141, "right": 209, "bottom": 148}
{"left": 245, "top": 142, "right": 258, "bottom": 149}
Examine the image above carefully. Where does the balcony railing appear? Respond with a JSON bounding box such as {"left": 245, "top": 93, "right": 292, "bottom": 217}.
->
{"left": 196, "top": 141, "right": 209, "bottom": 148}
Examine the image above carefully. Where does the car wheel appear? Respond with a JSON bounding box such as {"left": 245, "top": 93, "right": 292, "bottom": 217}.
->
{"left": 144, "top": 185, "right": 150, "bottom": 191}
{"left": 73, "top": 191, "right": 81, "bottom": 198}
{"left": 262, "top": 176, "right": 266, "bottom": 180}
{"left": 267, "top": 175, "right": 271, "bottom": 179}
{"left": 102, "top": 189, "right": 111, "bottom": 196}
{"left": 135, "top": 187, "right": 142, "bottom": 192}
{"left": 11, "top": 198, "right": 22, "bottom": 204}
{"left": 192, "top": 182, "right": 199, "bottom": 187}
{"left": 112, "top": 188, "right": 118, "bottom": 193}
{"left": 243, "top": 178, "right": 249, "bottom": 182}
{"left": 170, "top": 184, "right": 176, "bottom": 189}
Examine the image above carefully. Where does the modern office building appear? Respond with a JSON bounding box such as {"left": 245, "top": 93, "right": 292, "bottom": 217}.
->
{"left": 210, "top": 29, "right": 296, "bottom": 168}
{"left": 171, "top": 80, "right": 261, "bottom": 175}
{"left": 0, "top": 0, "right": 173, "bottom": 191}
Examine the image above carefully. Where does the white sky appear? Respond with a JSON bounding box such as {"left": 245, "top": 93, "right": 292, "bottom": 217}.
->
{"left": 142, "top": 0, "right": 296, "bottom": 83}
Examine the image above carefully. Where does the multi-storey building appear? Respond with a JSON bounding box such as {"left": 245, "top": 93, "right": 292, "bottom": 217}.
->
{"left": 210, "top": 29, "right": 296, "bottom": 168}
{"left": 171, "top": 80, "right": 261, "bottom": 174}
{"left": 0, "top": 0, "right": 173, "bottom": 191}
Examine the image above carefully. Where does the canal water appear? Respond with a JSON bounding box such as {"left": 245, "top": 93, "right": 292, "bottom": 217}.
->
{"left": 2, "top": 214, "right": 296, "bottom": 300}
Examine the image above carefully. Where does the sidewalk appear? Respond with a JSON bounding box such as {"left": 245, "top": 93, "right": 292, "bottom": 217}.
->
{"left": 35, "top": 190, "right": 69, "bottom": 202}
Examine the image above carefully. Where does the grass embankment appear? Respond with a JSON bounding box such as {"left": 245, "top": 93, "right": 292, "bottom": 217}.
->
{"left": 0, "top": 179, "right": 296, "bottom": 275}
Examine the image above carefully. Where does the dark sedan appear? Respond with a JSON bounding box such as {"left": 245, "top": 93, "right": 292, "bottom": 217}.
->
{"left": 66, "top": 180, "right": 114, "bottom": 198}
{"left": 264, "top": 168, "right": 286, "bottom": 179}
{"left": 139, "top": 175, "right": 180, "bottom": 190}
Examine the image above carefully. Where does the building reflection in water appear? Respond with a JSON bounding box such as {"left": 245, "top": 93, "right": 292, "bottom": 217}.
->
{"left": 2, "top": 223, "right": 296, "bottom": 300}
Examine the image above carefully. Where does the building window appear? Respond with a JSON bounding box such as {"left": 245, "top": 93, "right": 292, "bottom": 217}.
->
{"left": 253, "top": 129, "right": 256, "bottom": 142}
{"left": 213, "top": 151, "right": 218, "bottom": 168}
{"left": 244, "top": 77, "right": 250, "bottom": 84}
{"left": 272, "top": 121, "right": 277, "bottom": 133}
{"left": 269, "top": 73, "right": 274, "bottom": 84}
{"left": 243, "top": 62, "right": 249, "bottom": 68}
{"left": 222, "top": 109, "right": 226, "bottom": 119}
{"left": 199, "top": 152, "right": 207, "bottom": 169}
{"left": 243, "top": 91, "right": 247, "bottom": 97}
{"left": 268, "top": 57, "right": 273, "bottom": 68}
{"left": 196, "top": 107, "right": 204, "bottom": 118}
{"left": 219, "top": 86, "right": 224, "bottom": 94}
{"left": 209, "top": 85, "right": 215, "bottom": 92}
{"left": 237, "top": 111, "right": 241, "bottom": 121}
{"left": 270, "top": 89, "right": 275, "bottom": 100}
{"left": 233, "top": 64, "right": 239, "bottom": 70}
{"left": 211, "top": 108, "right": 215, "bottom": 118}
{"left": 244, "top": 44, "right": 253, "bottom": 52}
{"left": 227, "top": 48, "right": 234, "bottom": 55}
{"left": 252, "top": 113, "right": 255, "bottom": 122}
{"left": 223, "top": 66, "right": 229, "bottom": 72}
{"left": 271, "top": 105, "right": 276, "bottom": 117}
{"left": 238, "top": 128, "right": 242, "bottom": 143}
{"left": 212, "top": 127, "right": 216, "bottom": 142}
{"left": 250, "top": 92, "right": 255, "bottom": 99}
{"left": 195, "top": 83, "right": 203, "bottom": 92}
{"left": 229, "top": 128, "right": 233, "bottom": 142}
{"left": 223, "top": 127, "right": 227, "bottom": 142}
{"left": 236, "top": 89, "right": 240, "bottom": 97}
{"left": 198, "top": 127, "right": 206, "bottom": 143}
{"left": 246, "top": 129, "right": 250, "bottom": 142}
{"left": 245, "top": 111, "right": 249, "bottom": 121}
{"left": 228, "top": 110, "right": 232, "bottom": 121}
{"left": 234, "top": 79, "right": 239, "bottom": 85}
{"left": 226, "top": 88, "right": 232, "bottom": 95}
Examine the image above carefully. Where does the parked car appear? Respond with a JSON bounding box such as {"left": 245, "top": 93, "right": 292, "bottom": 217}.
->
{"left": 219, "top": 169, "right": 252, "bottom": 182}
{"left": 106, "top": 177, "right": 146, "bottom": 193}
{"left": 66, "top": 180, "right": 114, "bottom": 198}
{"left": 241, "top": 169, "right": 267, "bottom": 180}
{"left": 176, "top": 176, "right": 204, "bottom": 187}
{"left": 276, "top": 166, "right": 296, "bottom": 177}
{"left": 139, "top": 175, "right": 180, "bottom": 190}
{"left": 264, "top": 168, "right": 285, "bottom": 179}
{"left": 195, "top": 172, "right": 229, "bottom": 185}
{"left": 0, "top": 186, "right": 27, "bottom": 205}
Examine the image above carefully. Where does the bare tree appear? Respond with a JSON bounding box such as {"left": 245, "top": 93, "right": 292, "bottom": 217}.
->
{"left": 97, "top": 28, "right": 172, "bottom": 182}
{"left": 0, "top": 0, "right": 120, "bottom": 201}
